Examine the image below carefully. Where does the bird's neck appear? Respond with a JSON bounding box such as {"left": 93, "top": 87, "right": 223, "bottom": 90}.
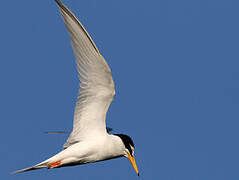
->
{"left": 106, "top": 134, "right": 126, "bottom": 156}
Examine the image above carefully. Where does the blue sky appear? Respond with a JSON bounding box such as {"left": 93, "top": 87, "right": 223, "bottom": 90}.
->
{"left": 1, "top": 0, "right": 239, "bottom": 179}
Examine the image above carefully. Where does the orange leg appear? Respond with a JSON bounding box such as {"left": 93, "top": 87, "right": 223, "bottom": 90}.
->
{"left": 48, "top": 160, "right": 62, "bottom": 168}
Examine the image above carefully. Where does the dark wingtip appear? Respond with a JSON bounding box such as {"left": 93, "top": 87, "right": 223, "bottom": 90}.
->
{"left": 55, "top": 0, "right": 61, "bottom": 5}
{"left": 55, "top": 0, "right": 64, "bottom": 9}
{"left": 44, "top": 131, "right": 71, "bottom": 134}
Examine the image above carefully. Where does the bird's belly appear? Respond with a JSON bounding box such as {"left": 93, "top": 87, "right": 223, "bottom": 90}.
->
{"left": 80, "top": 145, "right": 123, "bottom": 164}
{"left": 58, "top": 137, "right": 123, "bottom": 166}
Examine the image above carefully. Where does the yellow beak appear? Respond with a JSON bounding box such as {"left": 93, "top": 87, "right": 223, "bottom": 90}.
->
{"left": 127, "top": 152, "right": 139, "bottom": 176}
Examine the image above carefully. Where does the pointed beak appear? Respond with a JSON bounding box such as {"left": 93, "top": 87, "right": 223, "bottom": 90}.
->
{"left": 127, "top": 152, "right": 139, "bottom": 176}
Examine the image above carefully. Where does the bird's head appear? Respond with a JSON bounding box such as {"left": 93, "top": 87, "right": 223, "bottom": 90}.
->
{"left": 114, "top": 134, "right": 139, "bottom": 176}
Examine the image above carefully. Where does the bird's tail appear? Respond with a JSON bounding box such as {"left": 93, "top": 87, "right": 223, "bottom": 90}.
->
{"left": 11, "top": 160, "right": 48, "bottom": 174}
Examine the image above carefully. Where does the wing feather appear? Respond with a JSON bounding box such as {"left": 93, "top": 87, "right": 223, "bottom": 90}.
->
{"left": 55, "top": 0, "right": 115, "bottom": 149}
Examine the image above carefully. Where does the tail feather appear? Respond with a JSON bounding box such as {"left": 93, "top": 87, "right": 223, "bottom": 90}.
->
{"left": 12, "top": 161, "right": 48, "bottom": 174}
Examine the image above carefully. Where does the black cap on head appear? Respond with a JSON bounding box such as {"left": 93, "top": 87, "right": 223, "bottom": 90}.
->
{"left": 114, "top": 134, "right": 135, "bottom": 156}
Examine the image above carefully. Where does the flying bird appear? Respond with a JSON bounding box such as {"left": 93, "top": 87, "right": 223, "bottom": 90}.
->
{"left": 13, "top": 0, "right": 139, "bottom": 176}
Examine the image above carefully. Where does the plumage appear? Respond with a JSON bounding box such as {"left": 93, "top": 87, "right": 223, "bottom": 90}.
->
{"left": 55, "top": 0, "right": 115, "bottom": 149}
{"left": 13, "top": 0, "right": 139, "bottom": 176}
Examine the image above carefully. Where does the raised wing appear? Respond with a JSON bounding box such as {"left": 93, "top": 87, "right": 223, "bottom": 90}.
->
{"left": 55, "top": 0, "right": 115, "bottom": 149}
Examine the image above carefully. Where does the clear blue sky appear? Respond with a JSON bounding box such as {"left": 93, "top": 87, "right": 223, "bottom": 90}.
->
{"left": 1, "top": 0, "right": 239, "bottom": 179}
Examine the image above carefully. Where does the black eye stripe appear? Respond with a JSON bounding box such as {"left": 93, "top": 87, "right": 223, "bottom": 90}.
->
{"left": 114, "top": 134, "right": 135, "bottom": 156}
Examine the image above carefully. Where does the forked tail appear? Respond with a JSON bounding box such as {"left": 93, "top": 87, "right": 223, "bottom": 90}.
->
{"left": 12, "top": 161, "right": 48, "bottom": 174}
{"left": 12, "top": 158, "right": 64, "bottom": 174}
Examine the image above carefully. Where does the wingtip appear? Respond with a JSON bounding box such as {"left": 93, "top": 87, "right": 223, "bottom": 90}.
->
{"left": 10, "top": 171, "right": 17, "bottom": 175}
{"left": 55, "top": 0, "right": 61, "bottom": 5}
{"left": 55, "top": 0, "right": 64, "bottom": 8}
{"left": 55, "top": 0, "right": 64, "bottom": 9}
{"left": 44, "top": 131, "right": 71, "bottom": 134}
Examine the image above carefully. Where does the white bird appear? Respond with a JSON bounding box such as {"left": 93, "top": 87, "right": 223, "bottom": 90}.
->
{"left": 13, "top": 0, "right": 139, "bottom": 176}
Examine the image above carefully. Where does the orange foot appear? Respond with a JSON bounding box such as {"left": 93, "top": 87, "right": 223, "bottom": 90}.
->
{"left": 48, "top": 160, "right": 62, "bottom": 168}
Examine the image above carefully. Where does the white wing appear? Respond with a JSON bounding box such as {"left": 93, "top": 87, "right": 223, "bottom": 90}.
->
{"left": 55, "top": 0, "right": 115, "bottom": 149}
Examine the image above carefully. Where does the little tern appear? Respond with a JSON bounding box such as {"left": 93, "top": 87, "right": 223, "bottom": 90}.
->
{"left": 13, "top": 0, "right": 139, "bottom": 176}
